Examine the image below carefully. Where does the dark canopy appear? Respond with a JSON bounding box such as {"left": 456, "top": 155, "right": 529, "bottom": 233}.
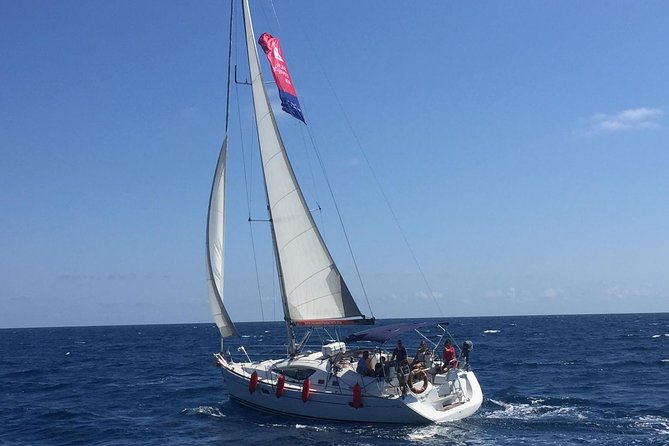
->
{"left": 345, "top": 321, "right": 441, "bottom": 343}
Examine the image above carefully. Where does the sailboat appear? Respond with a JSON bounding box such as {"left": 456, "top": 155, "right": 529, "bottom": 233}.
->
{"left": 207, "top": 0, "right": 483, "bottom": 423}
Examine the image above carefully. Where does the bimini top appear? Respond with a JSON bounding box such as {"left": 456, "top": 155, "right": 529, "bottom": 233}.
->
{"left": 345, "top": 321, "right": 446, "bottom": 343}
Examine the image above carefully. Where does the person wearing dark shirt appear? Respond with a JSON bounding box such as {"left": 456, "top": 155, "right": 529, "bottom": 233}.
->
{"left": 374, "top": 356, "right": 389, "bottom": 377}
{"left": 391, "top": 340, "right": 408, "bottom": 367}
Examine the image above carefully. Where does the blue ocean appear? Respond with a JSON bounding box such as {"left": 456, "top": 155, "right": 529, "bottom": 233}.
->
{"left": 1, "top": 313, "right": 668, "bottom": 445}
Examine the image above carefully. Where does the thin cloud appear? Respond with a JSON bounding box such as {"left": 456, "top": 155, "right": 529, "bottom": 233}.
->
{"left": 107, "top": 273, "right": 137, "bottom": 281}
{"left": 543, "top": 288, "right": 566, "bottom": 298}
{"left": 582, "top": 107, "right": 664, "bottom": 135}
{"left": 603, "top": 285, "right": 653, "bottom": 299}
{"left": 58, "top": 274, "right": 91, "bottom": 281}
{"left": 415, "top": 290, "right": 444, "bottom": 301}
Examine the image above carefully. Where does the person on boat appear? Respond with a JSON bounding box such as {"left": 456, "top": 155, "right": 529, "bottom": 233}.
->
{"left": 356, "top": 350, "right": 374, "bottom": 376}
{"left": 441, "top": 339, "right": 457, "bottom": 372}
{"left": 374, "top": 356, "right": 389, "bottom": 377}
{"left": 411, "top": 340, "right": 431, "bottom": 369}
{"left": 390, "top": 340, "right": 408, "bottom": 368}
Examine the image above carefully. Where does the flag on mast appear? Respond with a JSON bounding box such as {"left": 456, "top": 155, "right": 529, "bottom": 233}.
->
{"left": 258, "top": 32, "right": 306, "bottom": 123}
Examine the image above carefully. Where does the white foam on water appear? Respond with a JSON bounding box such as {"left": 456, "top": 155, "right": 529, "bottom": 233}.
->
{"left": 487, "top": 399, "right": 586, "bottom": 421}
{"left": 484, "top": 330, "right": 501, "bottom": 334}
{"left": 294, "top": 424, "right": 328, "bottom": 432}
{"left": 407, "top": 425, "right": 441, "bottom": 441}
{"left": 661, "top": 359, "right": 669, "bottom": 363}
{"left": 182, "top": 406, "right": 225, "bottom": 418}
{"left": 635, "top": 415, "right": 669, "bottom": 435}
{"left": 651, "top": 333, "right": 669, "bottom": 338}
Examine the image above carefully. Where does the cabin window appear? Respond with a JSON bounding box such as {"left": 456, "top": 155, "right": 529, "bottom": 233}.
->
{"left": 272, "top": 366, "right": 316, "bottom": 381}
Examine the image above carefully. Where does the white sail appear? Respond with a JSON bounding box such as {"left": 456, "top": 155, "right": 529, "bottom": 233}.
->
{"left": 242, "top": 0, "right": 365, "bottom": 324}
{"left": 207, "top": 135, "right": 237, "bottom": 337}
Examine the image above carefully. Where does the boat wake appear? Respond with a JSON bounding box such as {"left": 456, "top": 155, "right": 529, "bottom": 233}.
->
{"left": 294, "top": 424, "right": 329, "bottom": 432}
{"left": 634, "top": 415, "right": 669, "bottom": 436}
{"left": 181, "top": 406, "right": 226, "bottom": 418}
{"left": 485, "top": 398, "right": 586, "bottom": 420}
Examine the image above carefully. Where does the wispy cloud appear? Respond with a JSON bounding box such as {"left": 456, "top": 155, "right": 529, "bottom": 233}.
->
{"left": 485, "top": 287, "right": 518, "bottom": 299}
{"left": 603, "top": 285, "right": 653, "bottom": 299}
{"left": 543, "top": 288, "right": 566, "bottom": 298}
{"left": 58, "top": 274, "right": 91, "bottom": 281}
{"left": 347, "top": 157, "right": 363, "bottom": 167}
{"left": 582, "top": 107, "right": 664, "bottom": 135}
{"left": 107, "top": 273, "right": 137, "bottom": 281}
{"left": 415, "top": 291, "right": 444, "bottom": 301}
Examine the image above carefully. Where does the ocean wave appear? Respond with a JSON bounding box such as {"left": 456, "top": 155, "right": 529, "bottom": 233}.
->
{"left": 651, "top": 333, "right": 669, "bottom": 338}
{"left": 406, "top": 425, "right": 440, "bottom": 441}
{"left": 181, "top": 405, "right": 226, "bottom": 418}
{"left": 486, "top": 398, "right": 586, "bottom": 421}
{"left": 294, "top": 423, "right": 329, "bottom": 431}
{"left": 483, "top": 330, "right": 501, "bottom": 334}
{"left": 635, "top": 415, "right": 669, "bottom": 436}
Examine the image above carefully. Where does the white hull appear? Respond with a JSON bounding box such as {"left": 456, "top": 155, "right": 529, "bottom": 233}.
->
{"left": 217, "top": 353, "right": 483, "bottom": 424}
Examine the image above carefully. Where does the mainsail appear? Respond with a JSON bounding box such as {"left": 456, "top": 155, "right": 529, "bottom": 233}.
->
{"left": 241, "top": 0, "right": 366, "bottom": 325}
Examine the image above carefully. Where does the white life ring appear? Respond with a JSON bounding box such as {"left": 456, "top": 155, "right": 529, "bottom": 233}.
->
{"left": 407, "top": 369, "right": 429, "bottom": 394}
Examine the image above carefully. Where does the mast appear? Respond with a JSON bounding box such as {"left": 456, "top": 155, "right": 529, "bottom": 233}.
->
{"left": 241, "top": 0, "right": 296, "bottom": 354}
{"left": 206, "top": 0, "right": 238, "bottom": 340}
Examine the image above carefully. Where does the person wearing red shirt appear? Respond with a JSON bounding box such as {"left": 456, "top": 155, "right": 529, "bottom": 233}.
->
{"left": 441, "top": 339, "right": 457, "bottom": 372}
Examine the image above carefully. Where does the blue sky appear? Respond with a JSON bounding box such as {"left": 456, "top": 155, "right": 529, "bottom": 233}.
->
{"left": 1, "top": 1, "right": 668, "bottom": 328}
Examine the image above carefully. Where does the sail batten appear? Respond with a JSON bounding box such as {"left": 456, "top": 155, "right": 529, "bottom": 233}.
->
{"left": 241, "top": 0, "right": 366, "bottom": 325}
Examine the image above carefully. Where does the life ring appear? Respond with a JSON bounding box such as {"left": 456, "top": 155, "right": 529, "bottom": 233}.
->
{"left": 407, "top": 369, "right": 429, "bottom": 394}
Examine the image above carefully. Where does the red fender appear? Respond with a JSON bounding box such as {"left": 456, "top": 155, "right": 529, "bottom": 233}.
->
{"left": 275, "top": 375, "right": 286, "bottom": 398}
{"left": 351, "top": 383, "right": 363, "bottom": 409}
{"left": 249, "top": 371, "right": 259, "bottom": 394}
{"left": 301, "top": 378, "right": 311, "bottom": 402}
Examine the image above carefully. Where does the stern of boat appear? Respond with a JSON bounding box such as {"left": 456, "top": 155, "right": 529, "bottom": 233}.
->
{"left": 405, "top": 368, "right": 483, "bottom": 423}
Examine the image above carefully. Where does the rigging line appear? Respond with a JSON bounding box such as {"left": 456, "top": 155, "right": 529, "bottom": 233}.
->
{"left": 233, "top": 4, "right": 252, "bottom": 213}
{"left": 298, "top": 31, "right": 444, "bottom": 317}
{"left": 299, "top": 123, "right": 324, "bottom": 227}
{"left": 233, "top": 7, "right": 265, "bottom": 323}
{"left": 247, "top": 219, "right": 266, "bottom": 322}
{"left": 245, "top": 98, "right": 266, "bottom": 322}
{"left": 302, "top": 119, "right": 375, "bottom": 319}
{"left": 258, "top": 0, "right": 276, "bottom": 37}
{"left": 236, "top": 66, "right": 252, "bottom": 213}
{"left": 272, "top": 253, "right": 277, "bottom": 321}
{"left": 269, "top": 0, "right": 281, "bottom": 30}
{"left": 223, "top": 0, "right": 234, "bottom": 134}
